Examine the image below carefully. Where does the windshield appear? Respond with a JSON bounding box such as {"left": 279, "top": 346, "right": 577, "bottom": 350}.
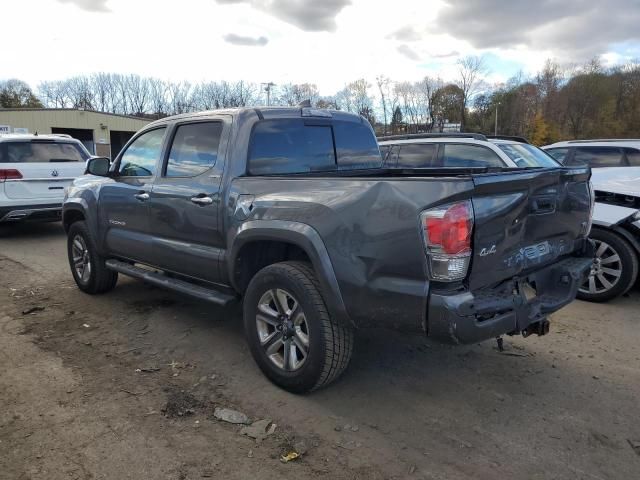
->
{"left": 497, "top": 143, "right": 559, "bottom": 168}
{"left": 2, "top": 141, "right": 89, "bottom": 163}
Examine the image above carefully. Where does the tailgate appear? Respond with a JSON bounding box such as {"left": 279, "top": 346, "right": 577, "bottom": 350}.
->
{"left": 469, "top": 167, "right": 591, "bottom": 290}
{"left": 2, "top": 162, "right": 85, "bottom": 200}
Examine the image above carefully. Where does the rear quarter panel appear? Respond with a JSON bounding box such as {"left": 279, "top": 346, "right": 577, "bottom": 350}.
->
{"left": 227, "top": 176, "right": 475, "bottom": 330}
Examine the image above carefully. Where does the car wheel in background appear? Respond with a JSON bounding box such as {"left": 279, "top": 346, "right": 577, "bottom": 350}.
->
{"left": 578, "top": 228, "right": 638, "bottom": 302}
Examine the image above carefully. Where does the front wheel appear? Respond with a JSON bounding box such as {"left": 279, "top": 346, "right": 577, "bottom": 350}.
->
{"left": 67, "top": 221, "right": 118, "bottom": 294}
{"left": 243, "top": 261, "right": 353, "bottom": 393}
{"left": 577, "top": 228, "right": 638, "bottom": 302}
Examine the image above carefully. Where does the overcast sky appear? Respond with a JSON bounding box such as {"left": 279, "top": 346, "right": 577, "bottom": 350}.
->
{"left": 5, "top": 0, "right": 640, "bottom": 94}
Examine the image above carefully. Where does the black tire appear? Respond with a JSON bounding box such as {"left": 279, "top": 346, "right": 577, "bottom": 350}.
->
{"left": 577, "top": 228, "right": 638, "bottom": 302}
{"left": 67, "top": 221, "right": 118, "bottom": 294}
{"left": 243, "top": 261, "right": 353, "bottom": 393}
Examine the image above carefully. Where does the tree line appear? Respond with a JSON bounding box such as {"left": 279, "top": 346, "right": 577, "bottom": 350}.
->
{"left": 2, "top": 55, "right": 640, "bottom": 144}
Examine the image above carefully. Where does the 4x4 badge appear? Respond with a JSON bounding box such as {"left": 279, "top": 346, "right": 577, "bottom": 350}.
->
{"left": 479, "top": 245, "right": 497, "bottom": 257}
{"left": 51, "top": 170, "right": 59, "bottom": 177}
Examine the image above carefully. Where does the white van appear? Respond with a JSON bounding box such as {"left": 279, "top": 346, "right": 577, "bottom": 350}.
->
{"left": 0, "top": 134, "right": 90, "bottom": 223}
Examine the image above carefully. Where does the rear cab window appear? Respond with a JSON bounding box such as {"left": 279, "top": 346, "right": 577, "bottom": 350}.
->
{"left": 333, "top": 121, "right": 380, "bottom": 170}
{"left": 248, "top": 118, "right": 381, "bottom": 175}
{"left": 0, "top": 141, "right": 88, "bottom": 163}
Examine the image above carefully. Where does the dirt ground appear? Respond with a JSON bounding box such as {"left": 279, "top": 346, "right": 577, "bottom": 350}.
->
{"left": 1, "top": 222, "right": 639, "bottom": 480}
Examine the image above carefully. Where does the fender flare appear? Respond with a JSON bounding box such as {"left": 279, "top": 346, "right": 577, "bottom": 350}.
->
{"left": 228, "top": 220, "right": 353, "bottom": 327}
{"left": 62, "top": 199, "right": 90, "bottom": 231}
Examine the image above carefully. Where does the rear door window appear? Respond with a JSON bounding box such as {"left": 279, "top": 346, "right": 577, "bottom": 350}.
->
{"left": 571, "top": 147, "right": 623, "bottom": 167}
{"left": 166, "top": 122, "right": 223, "bottom": 177}
{"left": 397, "top": 144, "right": 437, "bottom": 167}
{"left": 118, "top": 127, "right": 166, "bottom": 177}
{"left": 248, "top": 120, "right": 335, "bottom": 175}
{"left": 2, "top": 141, "right": 87, "bottom": 163}
{"left": 441, "top": 144, "right": 505, "bottom": 167}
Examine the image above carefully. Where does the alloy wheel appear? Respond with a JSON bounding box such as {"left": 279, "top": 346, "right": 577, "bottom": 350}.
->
{"left": 255, "top": 288, "right": 310, "bottom": 371}
{"left": 71, "top": 234, "right": 92, "bottom": 284}
{"left": 579, "top": 239, "right": 622, "bottom": 295}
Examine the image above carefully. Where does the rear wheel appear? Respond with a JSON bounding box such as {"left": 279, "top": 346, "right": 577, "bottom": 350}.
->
{"left": 577, "top": 228, "right": 638, "bottom": 302}
{"left": 243, "top": 261, "right": 353, "bottom": 393}
{"left": 67, "top": 221, "right": 118, "bottom": 294}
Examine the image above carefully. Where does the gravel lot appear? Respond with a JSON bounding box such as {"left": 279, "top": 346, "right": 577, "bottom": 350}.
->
{"left": 1, "top": 222, "right": 639, "bottom": 480}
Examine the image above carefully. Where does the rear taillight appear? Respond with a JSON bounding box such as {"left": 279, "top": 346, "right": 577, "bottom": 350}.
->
{"left": 0, "top": 169, "right": 23, "bottom": 181}
{"left": 420, "top": 200, "right": 474, "bottom": 282}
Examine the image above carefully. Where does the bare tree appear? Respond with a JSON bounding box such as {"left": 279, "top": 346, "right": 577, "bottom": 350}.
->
{"left": 126, "top": 75, "right": 150, "bottom": 115}
{"left": 278, "top": 83, "right": 320, "bottom": 106}
{"left": 457, "top": 55, "right": 488, "bottom": 131}
{"left": 416, "top": 76, "right": 442, "bottom": 132}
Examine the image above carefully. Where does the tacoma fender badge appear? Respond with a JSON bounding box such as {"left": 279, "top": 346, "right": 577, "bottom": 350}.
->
{"left": 479, "top": 245, "right": 497, "bottom": 257}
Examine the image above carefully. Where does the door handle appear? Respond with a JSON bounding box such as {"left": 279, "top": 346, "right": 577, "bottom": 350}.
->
{"left": 134, "top": 192, "right": 149, "bottom": 201}
{"left": 191, "top": 196, "right": 213, "bottom": 205}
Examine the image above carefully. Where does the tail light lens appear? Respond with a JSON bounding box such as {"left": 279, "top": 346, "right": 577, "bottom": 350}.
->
{"left": 0, "top": 169, "right": 23, "bottom": 181}
{"left": 420, "top": 200, "right": 474, "bottom": 281}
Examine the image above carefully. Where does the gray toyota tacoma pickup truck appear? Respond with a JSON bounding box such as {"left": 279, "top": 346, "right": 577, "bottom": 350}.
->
{"left": 63, "top": 107, "right": 594, "bottom": 392}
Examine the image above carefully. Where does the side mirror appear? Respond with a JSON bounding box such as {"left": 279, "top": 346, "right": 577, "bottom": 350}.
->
{"left": 86, "top": 157, "right": 111, "bottom": 176}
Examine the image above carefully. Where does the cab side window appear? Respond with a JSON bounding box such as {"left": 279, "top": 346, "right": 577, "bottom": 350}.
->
{"left": 118, "top": 128, "right": 166, "bottom": 177}
{"left": 166, "top": 122, "right": 223, "bottom": 177}
{"left": 248, "top": 119, "right": 335, "bottom": 175}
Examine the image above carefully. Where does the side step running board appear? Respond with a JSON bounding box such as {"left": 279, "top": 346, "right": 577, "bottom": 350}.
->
{"left": 105, "top": 259, "right": 237, "bottom": 307}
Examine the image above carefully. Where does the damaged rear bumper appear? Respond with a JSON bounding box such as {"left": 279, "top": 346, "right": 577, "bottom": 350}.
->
{"left": 427, "top": 253, "right": 593, "bottom": 344}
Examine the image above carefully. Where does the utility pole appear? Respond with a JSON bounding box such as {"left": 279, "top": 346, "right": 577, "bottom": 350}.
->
{"left": 494, "top": 103, "right": 499, "bottom": 136}
{"left": 262, "top": 82, "right": 275, "bottom": 106}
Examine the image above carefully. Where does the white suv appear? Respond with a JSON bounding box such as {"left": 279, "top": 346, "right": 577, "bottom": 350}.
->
{"left": 0, "top": 134, "right": 90, "bottom": 223}
{"left": 378, "top": 134, "right": 559, "bottom": 169}
{"left": 542, "top": 139, "right": 640, "bottom": 167}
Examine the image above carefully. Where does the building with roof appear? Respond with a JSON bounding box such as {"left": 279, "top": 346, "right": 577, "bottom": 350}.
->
{"left": 0, "top": 108, "right": 151, "bottom": 158}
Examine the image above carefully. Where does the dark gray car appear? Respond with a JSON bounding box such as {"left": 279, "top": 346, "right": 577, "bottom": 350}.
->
{"left": 63, "top": 107, "right": 594, "bottom": 392}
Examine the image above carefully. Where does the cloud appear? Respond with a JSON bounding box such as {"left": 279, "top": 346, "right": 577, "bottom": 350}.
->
{"left": 223, "top": 33, "right": 269, "bottom": 46}
{"left": 436, "top": 0, "right": 640, "bottom": 59}
{"left": 388, "top": 25, "right": 422, "bottom": 42}
{"left": 432, "top": 50, "right": 459, "bottom": 59}
{"left": 215, "top": 0, "right": 351, "bottom": 31}
{"left": 397, "top": 44, "right": 420, "bottom": 61}
{"left": 57, "top": 0, "right": 109, "bottom": 12}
